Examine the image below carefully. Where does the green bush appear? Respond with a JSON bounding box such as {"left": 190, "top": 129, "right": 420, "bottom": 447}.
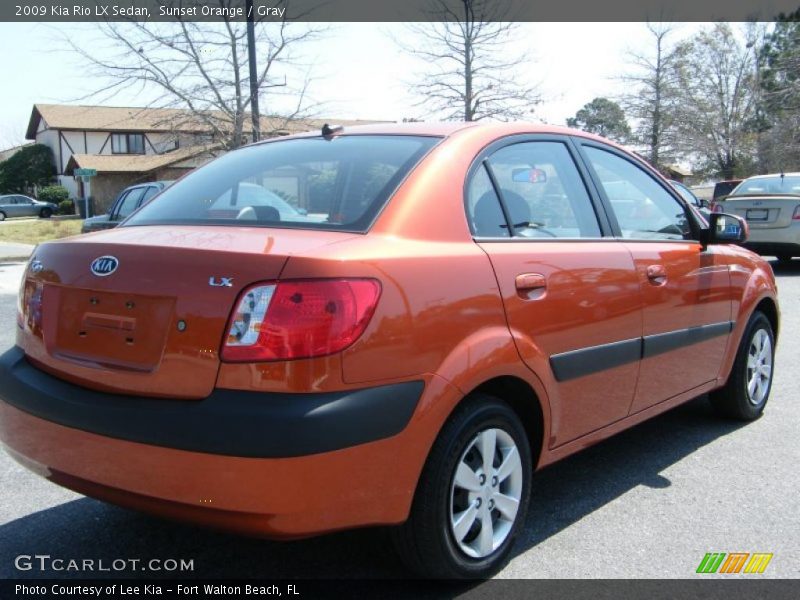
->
{"left": 38, "top": 185, "right": 70, "bottom": 204}
{"left": 57, "top": 200, "right": 75, "bottom": 215}
{"left": 0, "top": 144, "right": 56, "bottom": 193}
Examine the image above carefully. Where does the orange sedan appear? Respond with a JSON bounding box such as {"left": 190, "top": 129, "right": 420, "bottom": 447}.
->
{"left": 0, "top": 123, "right": 779, "bottom": 578}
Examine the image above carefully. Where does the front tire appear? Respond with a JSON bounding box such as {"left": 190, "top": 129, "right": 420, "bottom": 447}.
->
{"left": 391, "top": 395, "right": 532, "bottom": 579}
{"left": 710, "top": 311, "right": 775, "bottom": 420}
{"left": 40, "top": 208, "right": 53, "bottom": 218}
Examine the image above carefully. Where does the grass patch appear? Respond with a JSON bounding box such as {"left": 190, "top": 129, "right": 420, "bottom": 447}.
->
{"left": 0, "top": 219, "right": 84, "bottom": 245}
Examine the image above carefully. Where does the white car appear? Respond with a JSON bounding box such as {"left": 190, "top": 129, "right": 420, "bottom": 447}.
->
{"left": 211, "top": 183, "right": 325, "bottom": 223}
{"left": 713, "top": 173, "right": 800, "bottom": 263}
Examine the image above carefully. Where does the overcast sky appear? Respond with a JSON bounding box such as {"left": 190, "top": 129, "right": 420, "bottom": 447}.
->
{"left": 0, "top": 21, "right": 705, "bottom": 149}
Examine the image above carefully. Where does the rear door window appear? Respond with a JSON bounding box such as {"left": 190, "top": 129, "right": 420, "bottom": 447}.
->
{"left": 125, "top": 136, "right": 440, "bottom": 232}
{"left": 467, "top": 166, "right": 510, "bottom": 237}
{"left": 141, "top": 186, "right": 160, "bottom": 204}
{"left": 113, "top": 188, "right": 146, "bottom": 220}
{"left": 472, "top": 141, "right": 601, "bottom": 239}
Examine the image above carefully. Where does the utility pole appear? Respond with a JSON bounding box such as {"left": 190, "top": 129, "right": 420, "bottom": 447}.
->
{"left": 246, "top": 0, "right": 261, "bottom": 143}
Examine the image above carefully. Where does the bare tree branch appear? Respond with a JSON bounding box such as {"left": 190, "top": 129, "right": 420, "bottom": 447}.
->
{"left": 618, "top": 22, "right": 689, "bottom": 168}
{"left": 396, "top": 0, "right": 540, "bottom": 122}
{"left": 59, "top": 0, "right": 324, "bottom": 149}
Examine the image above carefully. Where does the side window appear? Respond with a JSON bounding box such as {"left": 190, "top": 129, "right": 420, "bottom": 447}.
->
{"left": 584, "top": 146, "right": 691, "bottom": 240}
{"left": 113, "top": 188, "right": 145, "bottom": 220}
{"left": 486, "top": 141, "right": 601, "bottom": 239}
{"left": 467, "top": 165, "right": 509, "bottom": 238}
{"left": 141, "top": 186, "right": 160, "bottom": 205}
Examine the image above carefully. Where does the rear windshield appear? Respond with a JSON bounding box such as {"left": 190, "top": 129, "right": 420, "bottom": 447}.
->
{"left": 731, "top": 175, "right": 800, "bottom": 196}
{"left": 124, "top": 135, "right": 440, "bottom": 232}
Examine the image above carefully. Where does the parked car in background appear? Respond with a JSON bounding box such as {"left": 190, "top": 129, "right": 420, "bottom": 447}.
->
{"left": 0, "top": 194, "right": 58, "bottom": 220}
{"left": 81, "top": 181, "right": 173, "bottom": 233}
{"left": 210, "top": 182, "right": 325, "bottom": 223}
{"left": 670, "top": 180, "right": 710, "bottom": 219}
{"left": 0, "top": 123, "right": 779, "bottom": 579}
{"left": 712, "top": 172, "right": 800, "bottom": 262}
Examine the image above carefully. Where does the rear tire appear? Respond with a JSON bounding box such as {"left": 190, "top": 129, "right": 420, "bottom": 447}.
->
{"left": 0, "top": 211, "right": 5, "bottom": 221}
{"left": 391, "top": 394, "right": 532, "bottom": 579}
{"left": 40, "top": 208, "right": 52, "bottom": 218}
{"left": 710, "top": 311, "right": 775, "bottom": 420}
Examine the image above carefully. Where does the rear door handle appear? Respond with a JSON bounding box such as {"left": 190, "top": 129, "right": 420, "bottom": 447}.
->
{"left": 646, "top": 264, "right": 667, "bottom": 285}
{"left": 515, "top": 273, "right": 547, "bottom": 296}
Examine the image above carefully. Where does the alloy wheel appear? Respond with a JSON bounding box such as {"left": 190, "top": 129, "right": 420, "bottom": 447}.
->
{"left": 449, "top": 427, "right": 523, "bottom": 559}
{"left": 746, "top": 328, "right": 772, "bottom": 406}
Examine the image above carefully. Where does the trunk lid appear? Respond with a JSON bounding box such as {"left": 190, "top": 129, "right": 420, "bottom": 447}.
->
{"left": 19, "top": 225, "right": 358, "bottom": 399}
{"left": 719, "top": 194, "right": 800, "bottom": 229}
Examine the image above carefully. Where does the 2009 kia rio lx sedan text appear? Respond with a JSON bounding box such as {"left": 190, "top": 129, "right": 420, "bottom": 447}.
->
{"left": 0, "top": 123, "right": 779, "bottom": 578}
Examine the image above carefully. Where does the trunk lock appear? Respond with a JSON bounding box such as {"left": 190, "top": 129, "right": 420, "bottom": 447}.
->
{"left": 177, "top": 320, "right": 187, "bottom": 332}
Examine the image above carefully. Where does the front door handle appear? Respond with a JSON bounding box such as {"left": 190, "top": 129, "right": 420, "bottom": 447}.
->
{"left": 646, "top": 264, "right": 667, "bottom": 285}
{"left": 515, "top": 273, "right": 547, "bottom": 298}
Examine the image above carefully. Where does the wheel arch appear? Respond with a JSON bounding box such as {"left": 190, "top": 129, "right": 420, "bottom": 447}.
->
{"left": 754, "top": 296, "right": 779, "bottom": 341}
{"left": 465, "top": 375, "right": 546, "bottom": 469}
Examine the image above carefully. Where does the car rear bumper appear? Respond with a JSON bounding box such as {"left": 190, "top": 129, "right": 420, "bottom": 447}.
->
{"left": 0, "top": 346, "right": 439, "bottom": 538}
{"left": 0, "top": 346, "right": 422, "bottom": 458}
{"left": 744, "top": 222, "right": 800, "bottom": 256}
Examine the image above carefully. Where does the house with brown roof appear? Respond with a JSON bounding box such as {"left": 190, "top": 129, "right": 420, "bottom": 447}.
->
{"left": 25, "top": 104, "right": 383, "bottom": 213}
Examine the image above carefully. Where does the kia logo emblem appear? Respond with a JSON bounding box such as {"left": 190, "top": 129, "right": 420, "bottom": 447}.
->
{"left": 90, "top": 256, "right": 119, "bottom": 277}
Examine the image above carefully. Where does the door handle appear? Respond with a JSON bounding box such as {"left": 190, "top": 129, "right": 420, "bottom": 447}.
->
{"left": 515, "top": 273, "right": 547, "bottom": 294}
{"left": 646, "top": 264, "right": 667, "bottom": 285}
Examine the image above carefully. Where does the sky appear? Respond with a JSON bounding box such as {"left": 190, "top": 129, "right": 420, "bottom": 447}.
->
{"left": 0, "top": 21, "right": 705, "bottom": 149}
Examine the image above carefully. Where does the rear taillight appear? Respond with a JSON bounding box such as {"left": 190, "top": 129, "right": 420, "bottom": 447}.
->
{"left": 793, "top": 206, "right": 800, "bottom": 220}
{"left": 221, "top": 279, "right": 381, "bottom": 362}
{"left": 711, "top": 201, "right": 723, "bottom": 213}
{"left": 21, "top": 280, "right": 44, "bottom": 334}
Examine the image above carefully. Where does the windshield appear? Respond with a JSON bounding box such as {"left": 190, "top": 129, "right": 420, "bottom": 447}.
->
{"left": 731, "top": 175, "right": 800, "bottom": 196}
{"left": 125, "top": 135, "right": 440, "bottom": 232}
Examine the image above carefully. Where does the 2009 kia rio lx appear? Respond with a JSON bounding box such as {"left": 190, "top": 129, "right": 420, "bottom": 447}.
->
{"left": 0, "top": 123, "right": 779, "bottom": 578}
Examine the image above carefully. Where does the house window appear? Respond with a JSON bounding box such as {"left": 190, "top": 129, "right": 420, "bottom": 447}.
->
{"left": 111, "top": 133, "right": 145, "bottom": 154}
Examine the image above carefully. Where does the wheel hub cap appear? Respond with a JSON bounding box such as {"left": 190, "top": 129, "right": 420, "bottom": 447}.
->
{"left": 449, "top": 428, "right": 523, "bottom": 559}
{"left": 746, "top": 329, "right": 772, "bottom": 406}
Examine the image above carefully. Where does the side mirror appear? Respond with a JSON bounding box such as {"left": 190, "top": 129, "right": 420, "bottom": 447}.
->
{"left": 703, "top": 212, "right": 748, "bottom": 246}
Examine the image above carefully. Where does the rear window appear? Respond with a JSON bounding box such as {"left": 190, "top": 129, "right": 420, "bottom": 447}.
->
{"left": 125, "top": 135, "right": 440, "bottom": 232}
{"left": 731, "top": 175, "right": 800, "bottom": 196}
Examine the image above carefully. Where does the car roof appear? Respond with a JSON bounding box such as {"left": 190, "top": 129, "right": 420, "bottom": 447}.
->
{"left": 742, "top": 173, "right": 800, "bottom": 180}
{"left": 249, "top": 121, "right": 628, "bottom": 149}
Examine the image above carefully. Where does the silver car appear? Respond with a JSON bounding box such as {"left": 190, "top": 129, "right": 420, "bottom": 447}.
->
{"left": 0, "top": 194, "right": 58, "bottom": 221}
{"left": 713, "top": 172, "right": 800, "bottom": 263}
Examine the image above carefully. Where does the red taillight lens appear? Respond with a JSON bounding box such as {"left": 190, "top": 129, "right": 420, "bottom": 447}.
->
{"left": 221, "top": 279, "right": 381, "bottom": 362}
{"left": 21, "top": 280, "right": 44, "bottom": 334}
{"left": 711, "top": 202, "right": 723, "bottom": 213}
{"left": 793, "top": 206, "right": 800, "bottom": 220}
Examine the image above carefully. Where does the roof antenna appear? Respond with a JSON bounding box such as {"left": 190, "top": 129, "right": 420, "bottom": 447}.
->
{"left": 321, "top": 123, "right": 343, "bottom": 139}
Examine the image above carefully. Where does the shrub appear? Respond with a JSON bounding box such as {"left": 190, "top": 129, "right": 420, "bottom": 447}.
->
{"left": 0, "top": 144, "right": 56, "bottom": 193}
{"left": 38, "top": 185, "right": 70, "bottom": 204}
{"left": 57, "top": 200, "right": 75, "bottom": 215}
